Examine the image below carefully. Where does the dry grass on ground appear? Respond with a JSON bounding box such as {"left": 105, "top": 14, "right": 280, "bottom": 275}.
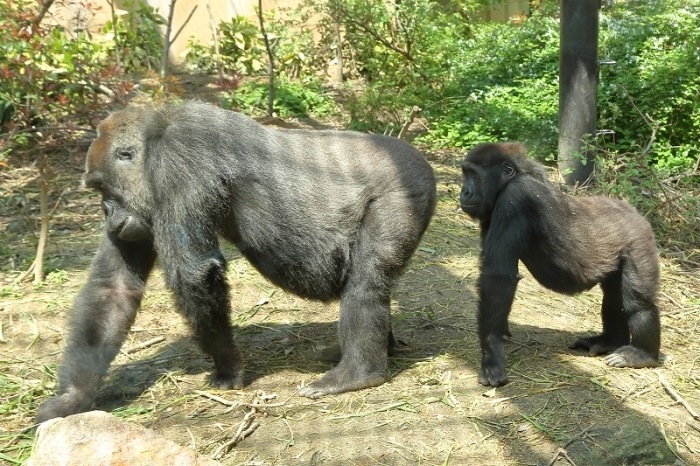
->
{"left": 1, "top": 139, "right": 699, "bottom": 465}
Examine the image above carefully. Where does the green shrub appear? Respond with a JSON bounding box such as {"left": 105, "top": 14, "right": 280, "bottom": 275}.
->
{"left": 421, "top": 0, "right": 699, "bottom": 170}
{"left": 417, "top": 10, "right": 561, "bottom": 160}
{"left": 103, "top": 0, "right": 166, "bottom": 71}
{"left": 0, "top": 0, "right": 119, "bottom": 157}
{"left": 183, "top": 15, "right": 264, "bottom": 76}
{"left": 223, "top": 77, "right": 337, "bottom": 118}
{"left": 593, "top": 145, "right": 700, "bottom": 247}
{"left": 598, "top": 0, "right": 700, "bottom": 171}
{"left": 219, "top": 15, "right": 265, "bottom": 74}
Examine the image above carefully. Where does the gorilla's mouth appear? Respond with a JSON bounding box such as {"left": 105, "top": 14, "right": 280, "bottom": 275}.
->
{"left": 113, "top": 217, "right": 129, "bottom": 234}
{"left": 460, "top": 203, "right": 477, "bottom": 211}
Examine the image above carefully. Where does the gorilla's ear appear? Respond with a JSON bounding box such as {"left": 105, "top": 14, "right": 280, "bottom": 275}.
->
{"left": 143, "top": 110, "right": 170, "bottom": 143}
{"left": 503, "top": 161, "right": 516, "bottom": 178}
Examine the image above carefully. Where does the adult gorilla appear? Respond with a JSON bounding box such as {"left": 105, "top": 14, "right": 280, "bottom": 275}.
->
{"left": 460, "top": 142, "right": 660, "bottom": 387}
{"left": 35, "top": 101, "right": 436, "bottom": 423}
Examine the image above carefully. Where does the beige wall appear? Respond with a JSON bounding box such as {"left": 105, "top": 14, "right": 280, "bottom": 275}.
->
{"left": 43, "top": 0, "right": 529, "bottom": 66}
{"left": 42, "top": 0, "right": 290, "bottom": 64}
{"left": 481, "top": 0, "right": 530, "bottom": 22}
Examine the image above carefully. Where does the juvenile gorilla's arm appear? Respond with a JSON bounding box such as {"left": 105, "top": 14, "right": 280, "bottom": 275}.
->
{"left": 477, "top": 203, "right": 528, "bottom": 387}
{"left": 35, "top": 232, "right": 156, "bottom": 423}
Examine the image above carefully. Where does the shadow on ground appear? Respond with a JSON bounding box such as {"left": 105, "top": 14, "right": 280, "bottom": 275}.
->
{"left": 1, "top": 143, "right": 696, "bottom": 466}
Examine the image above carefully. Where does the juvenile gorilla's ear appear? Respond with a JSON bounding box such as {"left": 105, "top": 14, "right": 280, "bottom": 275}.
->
{"left": 503, "top": 161, "right": 516, "bottom": 178}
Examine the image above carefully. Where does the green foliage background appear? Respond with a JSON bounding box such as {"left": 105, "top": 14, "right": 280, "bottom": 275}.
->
{"left": 1, "top": 0, "right": 698, "bottom": 173}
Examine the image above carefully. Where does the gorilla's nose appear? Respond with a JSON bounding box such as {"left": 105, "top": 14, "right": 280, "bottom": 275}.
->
{"left": 102, "top": 200, "right": 113, "bottom": 218}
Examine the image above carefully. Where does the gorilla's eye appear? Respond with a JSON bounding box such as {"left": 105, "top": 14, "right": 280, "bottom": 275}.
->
{"left": 503, "top": 162, "right": 516, "bottom": 178}
{"left": 116, "top": 147, "right": 136, "bottom": 161}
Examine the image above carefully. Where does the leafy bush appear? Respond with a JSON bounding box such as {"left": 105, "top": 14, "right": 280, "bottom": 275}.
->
{"left": 344, "top": 82, "right": 422, "bottom": 133}
{"left": 182, "top": 37, "right": 217, "bottom": 73}
{"left": 102, "top": 0, "right": 166, "bottom": 72}
{"left": 224, "top": 77, "right": 337, "bottom": 118}
{"left": 420, "top": 77, "right": 559, "bottom": 157}
{"left": 422, "top": 0, "right": 699, "bottom": 169}
{"left": 0, "top": 0, "right": 172, "bottom": 161}
{"left": 417, "top": 10, "right": 561, "bottom": 160}
{"left": 298, "top": 0, "right": 469, "bottom": 132}
{"left": 598, "top": 0, "right": 700, "bottom": 171}
{"left": 0, "top": 0, "right": 120, "bottom": 158}
{"left": 266, "top": 11, "right": 327, "bottom": 79}
{"left": 219, "top": 15, "right": 265, "bottom": 74}
{"left": 184, "top": 15, "right": 264, "bottom": 76}
{"left": 593, "top": 144, "right": 700, "bottom": 247}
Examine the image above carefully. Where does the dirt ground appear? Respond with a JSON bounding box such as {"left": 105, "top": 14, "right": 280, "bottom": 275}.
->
{"left": 1, "top": 99, "right": 699, "bottom": 465}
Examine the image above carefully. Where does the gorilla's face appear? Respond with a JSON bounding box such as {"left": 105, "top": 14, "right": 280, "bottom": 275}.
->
{"left": 85, "top": 114, "right": 153, "bottom": 242}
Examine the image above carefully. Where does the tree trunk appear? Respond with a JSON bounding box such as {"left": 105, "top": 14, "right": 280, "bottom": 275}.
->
{"left": 558, "top": 0, "right": 600, "bottom": 186}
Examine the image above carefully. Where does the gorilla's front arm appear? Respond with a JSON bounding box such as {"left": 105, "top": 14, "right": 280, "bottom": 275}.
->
{"left": 35, "top": 232, "right": 156, "bottom": 423}
{"left": 476, "top": 199, "right": 527, "bottom": 387}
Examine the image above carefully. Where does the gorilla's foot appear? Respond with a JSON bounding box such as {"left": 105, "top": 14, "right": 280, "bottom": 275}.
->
{"left": 569, "top": 334, "right": 628, "bottom": 356}
{"left": 310, "top": 336, "right": 397, "bottom": 362}
{"left": 478, "top": 364, "right": 509, "bottom": 387}
{"left": 312, "top": 344, "right": 342, "bottom": 362}
{"left": 210, "top": 366, "right": 245, "bottom": 390}
{"left": 298, "top": 364, "right": 388, "bottom": 399}
{"left": 605, "top": 345, "right": 659, "bottom": 368}
{"left": 35, "top": 387, "right": 94, "bottom": 424}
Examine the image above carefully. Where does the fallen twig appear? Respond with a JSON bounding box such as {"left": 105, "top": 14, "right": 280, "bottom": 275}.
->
{"left": 657, "top": 370, "right": 700, "bottom": 421}
{"left": 194, "top": 389, "right": 236, "bottom": 406}
{"left": 123, "top": 336, "right": 166, "bottom": 354}
{"left": 193, "top": 389, "right": 288, "bottom": 409}
{"left": 329, "top": 401, "right": 407, "bottom": 420}
{"left": 398, "top": 106, "right": 421, "bottom": 140}
{"left": 547, "top": 424, "right": 596, "bottom": 466}
{"left": 211, "top": 390, "right": 272, "bottom": 459}
{"left": 688, "top": 420, "right": 700, "bottom": 434}
{"left": 212, "top": 420, "right": 259, "bottom": 459}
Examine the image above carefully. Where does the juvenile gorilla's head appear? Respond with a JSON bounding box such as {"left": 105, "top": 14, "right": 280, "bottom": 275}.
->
{"left": 459, "top": 142, "right": 548, "bottom": 221}
{"left": 85, "top": 110, "right": 155, "bottom": 242}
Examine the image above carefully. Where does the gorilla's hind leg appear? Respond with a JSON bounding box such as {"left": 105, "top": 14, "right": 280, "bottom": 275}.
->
{"left": 314, "top": 329, "right": 397, "bottom": 362}
{"left": 298, "top": 195, "right": 411, "bottom": 399}
{"left": 606, "top": 257, "right": 660, "bottom": 368}
{"left": 298, "top": 279, "right": 392, "bottom": 399}
{"left": 569, "top": 270, "right": 629, "bottom": 356}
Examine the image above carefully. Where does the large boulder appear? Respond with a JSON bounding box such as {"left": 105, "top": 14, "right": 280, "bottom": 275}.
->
{"left": 27, "top": 411, "right": 219, "bottom": 466}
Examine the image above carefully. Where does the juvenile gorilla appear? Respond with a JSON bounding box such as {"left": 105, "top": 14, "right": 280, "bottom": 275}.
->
{"left": 460, "top": 142, "right": 660, "bottom": 387}
{"left": 36, "top": 102, "right": 436, "bottom": 422}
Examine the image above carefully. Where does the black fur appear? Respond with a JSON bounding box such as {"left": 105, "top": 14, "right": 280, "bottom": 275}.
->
{"left": 35, "top": 101, "right": 436, "bottom": 422}
{"left": 460, "top": 142, "right": 660, "bottom": 387}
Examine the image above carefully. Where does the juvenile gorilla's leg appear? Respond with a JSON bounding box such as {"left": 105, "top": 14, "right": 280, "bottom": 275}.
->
{"left": 570, "top": 271, "right": 629, "bottom": 355}
{"left": 167, "top": 250, "right": 244, "bottom": 389}
{"left": 477, "top": 273, "right": 518, "bottom": 387}
{"left": 35, "top": 233, "right": 156, "bottom": 423}
{"left": 606, "top": 256, "right": 660, "bottom": 368}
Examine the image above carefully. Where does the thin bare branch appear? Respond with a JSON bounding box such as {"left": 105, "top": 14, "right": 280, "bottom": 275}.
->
{"left": 170, "top": 5, "right": 198, "bottom": 45}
